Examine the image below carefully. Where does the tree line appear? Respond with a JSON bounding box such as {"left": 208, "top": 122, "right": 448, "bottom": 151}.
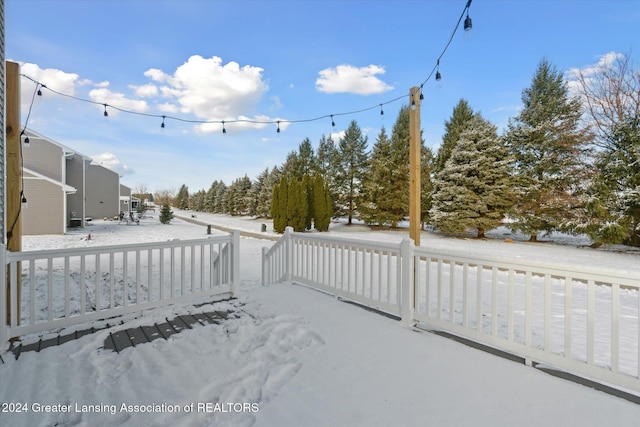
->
{"left": 169, "top": 54, "right": 638, "bottom": 247}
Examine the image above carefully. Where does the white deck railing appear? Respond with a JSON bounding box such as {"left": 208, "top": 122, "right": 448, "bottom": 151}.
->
{"left": 1, "top": 231, "right": 240, "bottom": 344}
{"left": 262, "top": 228, "right": 640, "bottom": 394}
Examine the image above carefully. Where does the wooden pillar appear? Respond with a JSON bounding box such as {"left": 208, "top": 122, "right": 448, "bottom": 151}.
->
{"left": 409, "top": 86, "right": 421, "bottom": 246}
{"left": 5, "top": 61, "right": 21, "bottom": 325}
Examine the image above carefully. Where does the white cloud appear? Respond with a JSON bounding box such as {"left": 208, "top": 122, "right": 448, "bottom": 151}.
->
{"left": 18, "top": 62, "right": 80, "bottom": 108}
{"left": 91, "top": 152, "right": 135, "bottom": 176}
{"left": 89, "top": 87, "right": 149, "bottom": 115}
{"left": 131, "top": 83, "right": 159, "bottom": 98}
{"left": 565, "top": 51, "right": 625, "bottom": 97}
{"left": 145, "top": 55, "right": 269, "bottom": 121}
{"left": 316, "top": 64, "right": 394, "bottom": 95}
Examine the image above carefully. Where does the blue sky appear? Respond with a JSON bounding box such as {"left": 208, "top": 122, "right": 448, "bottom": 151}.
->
{"left": 6, "top": 0, "right": 639, "bottom": 194}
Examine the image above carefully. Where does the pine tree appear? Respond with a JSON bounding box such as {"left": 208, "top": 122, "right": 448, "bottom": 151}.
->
{"left": 359, "top": 127, "right": 405, "bottom": 226}
{"left": 570, "top": 54, "right": 640, "bottom": 246}
{"left": 316, "top": 135, "right": 338, "bottom": 217}
{"left": 420, "top": 145, "right": 435, "bottom": 228}
{"left": 430, "top": 113, "right": 514, "bottom": 237}
{"left": 313, "top": 174, "right": 332, "bottom": 231}
{"left": 176, "top": 184, "right": 189, "bottom": 209}
{"left": 574, "top": 117, "right": 640, "bottom": 245}
{"left": 159, "top": 203, "right": 174, "bottom": 224}
{"left": 271, "top": 175, "right": 289, "bottom": 233}
{"left": 434, "top": 99, "right": 475, "bottom": 174}
{"left": 335, "top": 120, "right": 369, "bottom": 224}
{"left": 505, "top": 58, "right": 591, "bottom": 240}
{"left": 271, "top": 178, "right": 286, "bottom": 233}
{"left": 302, "top": 174, "right": 313, "bottom": 230}
{"left": 287, "top": 178, "right": 307, "bottom": 232}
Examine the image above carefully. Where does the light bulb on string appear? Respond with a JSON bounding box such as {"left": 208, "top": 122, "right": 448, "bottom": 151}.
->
{"left": 463, "top": 1, "right": 473, "bottom": 42}
{"left": 103, "top": 104, "right": 108, "bottom": 117}
{"left": 435, "top": 60, "right": 442, "bottom": 88}
{"left": 380, "top": 104, "right": 384, "bottom": 115}
{"left": 37, "top": 84, "right": 42, "bottom": 96}
{"left": 222, "top": 121, "right": 226, "bottom": 134}
{"left": 419, "top": 85, "right": 424, "bottom": 100}
{"left": 21, "top": 130, "right": 30, "bottom": 147}
{"left": 161, "top": 116, "right": 166, "bottom": 129}
{"left": 331, "top": 115, "right": 335, "bottom": 128}
{"left": 276, "top": 121, "right": 281, "bottom": 133}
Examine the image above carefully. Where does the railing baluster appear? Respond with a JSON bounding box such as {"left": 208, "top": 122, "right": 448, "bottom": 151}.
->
{"left": 611, "top": 283, "right": 620, "bottom": 373}
{"left": 462, "top": 262, "right": 468, "bottom": 327}
{"left": 565, "top": 276, "right": 573, "bottom": 358}
{"left": 587, "top": 279, "right": 595, "bottom": 366}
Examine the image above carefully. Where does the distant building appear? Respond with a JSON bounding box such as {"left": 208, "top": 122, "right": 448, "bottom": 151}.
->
{"left": 22, "top": 129, "right": 92, "bottom": 234}
{"left": 86, "top": 162, "right": 120, "bottom": 220}
{"left": 21, "top": 128, "right": 126, "bottom": 234}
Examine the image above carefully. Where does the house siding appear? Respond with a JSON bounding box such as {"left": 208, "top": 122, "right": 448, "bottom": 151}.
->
{"left": 66, "top": 155, "right": 88, "bottom": 225}
{"left": 120, "top": 184, "right": 132, "bottom": 213}
{"left": 86, "top": 164, "right": 119, "bottom": 219}
{"left": 22, "top": 173, "right": 65, "bottom": 235}
{"left": 23, "top": 134, "right": 64, "bottom": 182}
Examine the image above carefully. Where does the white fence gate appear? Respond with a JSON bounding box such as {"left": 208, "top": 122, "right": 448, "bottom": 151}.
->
{"left": 262, "top": 228, "right": 640, "bottom": 395}
{"left": 1, "top": 232, "right": 240, "bottom": 344}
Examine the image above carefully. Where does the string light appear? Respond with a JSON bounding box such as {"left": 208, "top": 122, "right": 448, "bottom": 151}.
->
{"left": 276, "top": 121, "right": 281, "bottom": 133}
{"left": 21, "top": 130, "right": 30, "bottom": 146}
{"left": 464, "top": 0, "right": 473, "bottom": 31}
{"left": 18, "top": 0, "right": 472, "bottom": 134}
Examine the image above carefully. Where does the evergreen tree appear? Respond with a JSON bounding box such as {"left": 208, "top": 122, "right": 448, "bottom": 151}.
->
{"left": 335, "top": 120, "right": 369, "bottom": 224}
{"left": 176, "top": 185, "right": 189, "bottom": 209}
{"left": 159, "top": 203, "right": 174, "bottom": 224}
{"left": 573, "top": 117, "right": 640, "bottom": 246}
{"left": 421, "top": 145, "right": 435, "bottom": 228}
{"left": 430, "top": 113, "right": 514, "bottom": 237}
{"left": 505, "top": 58, "right": 591, "bottom": 240}
{"left": 316, "top": 134, "right": 339, "bottom": 217}
{"left": 313, "top": 174, "right": 332, "bottom": 231}
{"left": 271, "top": 177, "right": 287, "bottom": 233}
{"left": 302, "top": 174, "right": 314, "bottom": 230}
{"left": 434, "top": 99, "right": 475, "bottom": 174}
{"left": 359, "top": 127, "right": 405, "bottom": 226}
{"left": 272, "top": 176, "right": 289, "bottom": 233}
{"left": 571, "top": 54, "right": 640, "bottom": 246}
{"left": 214, "top": 183, "right": 228, "bottom": 214}
{"left": 287, "top": 178, "right": 307, "bottom": 232}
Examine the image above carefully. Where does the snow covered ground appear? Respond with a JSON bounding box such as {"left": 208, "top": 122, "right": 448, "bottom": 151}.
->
{"left": 1, "top": 213, "right": 639, "bottom": 426}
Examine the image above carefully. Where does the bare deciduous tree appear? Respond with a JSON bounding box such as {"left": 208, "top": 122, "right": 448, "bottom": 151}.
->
{"left": 573, "top": 52, "right": 640, "bottom": 149}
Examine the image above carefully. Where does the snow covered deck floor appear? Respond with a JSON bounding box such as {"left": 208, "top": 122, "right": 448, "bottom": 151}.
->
{"left": 4, "top": 298, "right": 245, "bottom": 360}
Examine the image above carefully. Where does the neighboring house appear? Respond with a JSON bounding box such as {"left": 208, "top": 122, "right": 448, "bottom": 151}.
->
{"left": 22, "top": 168, "right": 76, "bottom": 235}
{"left": 22, "top": 129, "right": 92, "bottom": 234}
{"left": 120, "top": 184, "right": 136, "bottom": 213}
{"left": 86, "top": 162, "right": 120, "bottom": 220}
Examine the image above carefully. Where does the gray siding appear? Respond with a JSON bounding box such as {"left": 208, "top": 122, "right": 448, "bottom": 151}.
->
{"left": 86, "top": 164, "right": 120, "bottom": 219}
{"left": 22, "top": 174, "right": 66, "bottom": 235}
{"left": 120, "top": 184, "right": 132, "bottom": 213}
{"left": 23, "top": 133, "right": 64, "bottom": 182}
{"left": 66, "top": 155, "right": 88, "bottom": 224}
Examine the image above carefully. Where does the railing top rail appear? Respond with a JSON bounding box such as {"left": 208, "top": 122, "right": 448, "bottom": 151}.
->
{"left": 413, "top": 245, "right": 640, "bottom": 287}
{"left": 6, "top": 235, "right": 233, "bottom": 262}
{"left": 289, "top": 231, "right": 403, "bottom": 252}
